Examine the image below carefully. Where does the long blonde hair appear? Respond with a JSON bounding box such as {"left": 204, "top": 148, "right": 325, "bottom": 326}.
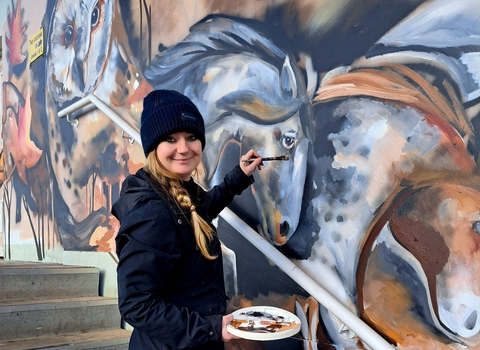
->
{"left": 144, "top": 151, "right": 217, "bottom": 260}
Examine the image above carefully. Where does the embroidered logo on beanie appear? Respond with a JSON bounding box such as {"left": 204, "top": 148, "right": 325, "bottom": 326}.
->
{"left": 182, "top": 112, "right": 198, "bottom": 123}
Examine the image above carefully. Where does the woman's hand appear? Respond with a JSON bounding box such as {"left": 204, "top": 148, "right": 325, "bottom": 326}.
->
{"left": 240, "top": 149, "right": 263, "bottom": 176}
{"left": 222, "top": 314, "right": 240, "bottom": 342}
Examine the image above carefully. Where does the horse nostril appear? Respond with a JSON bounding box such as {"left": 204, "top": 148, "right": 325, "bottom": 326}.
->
{"left": 280, "top": 221, "right": 290, "bottom": 237}
{"left": 465, "top": 310, "right": 478, "bottom": 331}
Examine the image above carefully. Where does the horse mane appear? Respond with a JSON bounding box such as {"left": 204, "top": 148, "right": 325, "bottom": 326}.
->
{"left": 314, "top": 63, "right": 473, "bottom": 139}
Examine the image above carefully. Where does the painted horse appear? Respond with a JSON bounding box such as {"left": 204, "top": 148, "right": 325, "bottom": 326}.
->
{"left": 144, "top": 15, "right": 318, "bottom": 247}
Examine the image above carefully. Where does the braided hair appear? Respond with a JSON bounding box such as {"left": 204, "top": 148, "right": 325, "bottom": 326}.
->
{"left": 144, "top": 151, "right": 217, "bottom": 260}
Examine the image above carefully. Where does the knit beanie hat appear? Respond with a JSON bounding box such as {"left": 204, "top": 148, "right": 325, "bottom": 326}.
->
{"left": 140, "top": 90, "right": 206, "bottom": 156}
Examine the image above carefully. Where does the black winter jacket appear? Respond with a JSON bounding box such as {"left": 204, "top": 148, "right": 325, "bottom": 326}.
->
{"left": 112, "top": 166, "right": 253, "bottom": 349}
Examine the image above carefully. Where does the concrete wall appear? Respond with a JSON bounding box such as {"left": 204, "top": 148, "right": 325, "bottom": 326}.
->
{"left": 1, "top": 0, "right": 480, "bottom": 348}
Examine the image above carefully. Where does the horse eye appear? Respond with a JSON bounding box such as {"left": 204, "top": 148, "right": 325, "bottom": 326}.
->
{"left": 473, "top": 221, "right": 480, "bottom": 234}
{"left": 282, "top": 132, "right": 297, "bottom": 150}
{"left": 64, "top": 24, "right": 74, "bottom": 47}
{"left": 91, "top": 6, "right": 100, "bottom": 28}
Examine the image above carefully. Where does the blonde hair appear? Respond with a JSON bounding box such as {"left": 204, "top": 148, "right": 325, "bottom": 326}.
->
{"left": 144, "top": 151, "right": 217, "bottom": 260}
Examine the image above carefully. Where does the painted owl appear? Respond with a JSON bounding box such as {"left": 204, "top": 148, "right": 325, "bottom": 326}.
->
{"left": 44, "top": 0, "right": 148, "bottom": 250}
{"left": 46, "top": 0, "right": 114, "bottom": 105}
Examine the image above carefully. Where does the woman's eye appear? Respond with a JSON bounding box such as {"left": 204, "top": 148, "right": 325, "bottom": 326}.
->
{"left": 165, "top": 137, "right": 175, "bottom": 143}
{"left": 473, "top": 221, "right": 480, "bottom": 235}
{"left": 188, "top": 135, "right": 197, "bottom": 141}
{"left": 282, "top": 132, "right": 297, "bottom": 150}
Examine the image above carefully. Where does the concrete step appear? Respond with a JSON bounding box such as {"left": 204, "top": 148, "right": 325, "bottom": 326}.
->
{"left": 0, "top": 297, "right": 122, "bottom": 342}
{"left": 0, "top": 259, "right": 131, "bottom": 347}
{"left": 0, "top": 329, "right": 131, "bottom": 349}
{"left": 0, "top": 262, "right": 100, "bottom": 302}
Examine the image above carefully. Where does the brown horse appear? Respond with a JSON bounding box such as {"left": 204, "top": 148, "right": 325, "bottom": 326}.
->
{"left": 358, "top": 179, "right": 480, "bottom": 348}
{"left": 304, "top": 62, "right": 477, "bottom": 348}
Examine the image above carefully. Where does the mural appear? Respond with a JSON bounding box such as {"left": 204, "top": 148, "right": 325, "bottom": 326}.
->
{"left": 2, "top": 0, "right": 480, "bottom": 348}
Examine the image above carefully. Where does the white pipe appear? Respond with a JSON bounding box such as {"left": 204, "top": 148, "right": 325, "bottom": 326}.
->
{"left": 57, "top": 94, "right": 142, "bottom": 145}
{"left": 57, "top": 96, "right": 93, "bottom": 118}
{"left": 219, "top": 207, "right": 394, "bottom": 350}
{"left": 89, "top": 95, "right": 142, "bottom": 145}
{"left": 56, "top": 93, "right": 393, "bottom": 349}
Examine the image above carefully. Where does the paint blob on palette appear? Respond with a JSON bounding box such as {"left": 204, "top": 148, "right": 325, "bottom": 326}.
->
{"left": 227, "top": 306, "right": 301, "bottom": 341}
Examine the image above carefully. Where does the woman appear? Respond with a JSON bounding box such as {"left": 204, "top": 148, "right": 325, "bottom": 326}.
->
{"left": 112, "top": 89, "right": 262, "bottom": 349}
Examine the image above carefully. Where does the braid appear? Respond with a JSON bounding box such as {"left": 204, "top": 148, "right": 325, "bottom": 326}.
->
{"left": 144, "top": 152, "right": 217, "bottom": 260}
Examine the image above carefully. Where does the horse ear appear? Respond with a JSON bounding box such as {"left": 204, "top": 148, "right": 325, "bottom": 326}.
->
{"left": 281, "top": 56, "right": 298, "bottom": 99}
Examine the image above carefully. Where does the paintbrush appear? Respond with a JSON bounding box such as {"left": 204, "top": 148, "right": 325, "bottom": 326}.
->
{"left": 241, "top": 155, "right": 290, "bottom": 163}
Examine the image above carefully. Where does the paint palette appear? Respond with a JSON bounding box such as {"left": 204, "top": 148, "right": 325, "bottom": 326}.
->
{"left": 227, "top": 306, "right": 301, "bottom": 341}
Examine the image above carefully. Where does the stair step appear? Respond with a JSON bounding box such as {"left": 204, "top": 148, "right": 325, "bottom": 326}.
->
{"left": 0, "top": 297, "right": 122, "bottom": 342}
{"left": 0, "top": 329, "right": 132, "bottom": 350}
{"left": 0, "top": 262, "right": 100, "bottom": 302}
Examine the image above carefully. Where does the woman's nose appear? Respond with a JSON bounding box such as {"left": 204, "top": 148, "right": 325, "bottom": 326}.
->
{"left": 177, "top": 138, "right": 189, "bottom": 152}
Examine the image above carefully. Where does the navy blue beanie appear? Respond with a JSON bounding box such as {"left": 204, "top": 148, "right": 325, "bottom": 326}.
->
{"left": 140, "top": 90, "right": 206, "bottom": 156}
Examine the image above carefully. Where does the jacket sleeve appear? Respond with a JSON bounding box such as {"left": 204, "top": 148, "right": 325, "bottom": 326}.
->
{"left": 116, "top": 201, "right": 223, "bottom": 348}
{"left": 206, "top": 165, "right": 254, "bottom": 219}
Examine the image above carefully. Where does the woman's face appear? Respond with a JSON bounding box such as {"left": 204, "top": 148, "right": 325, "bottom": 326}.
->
{"left": 156, "top": 131, "right": 202, "bottom": 181}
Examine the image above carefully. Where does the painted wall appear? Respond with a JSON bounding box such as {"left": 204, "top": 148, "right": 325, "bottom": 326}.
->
{"left": 1, "top": 0, "right": 480, "bottom": 348}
